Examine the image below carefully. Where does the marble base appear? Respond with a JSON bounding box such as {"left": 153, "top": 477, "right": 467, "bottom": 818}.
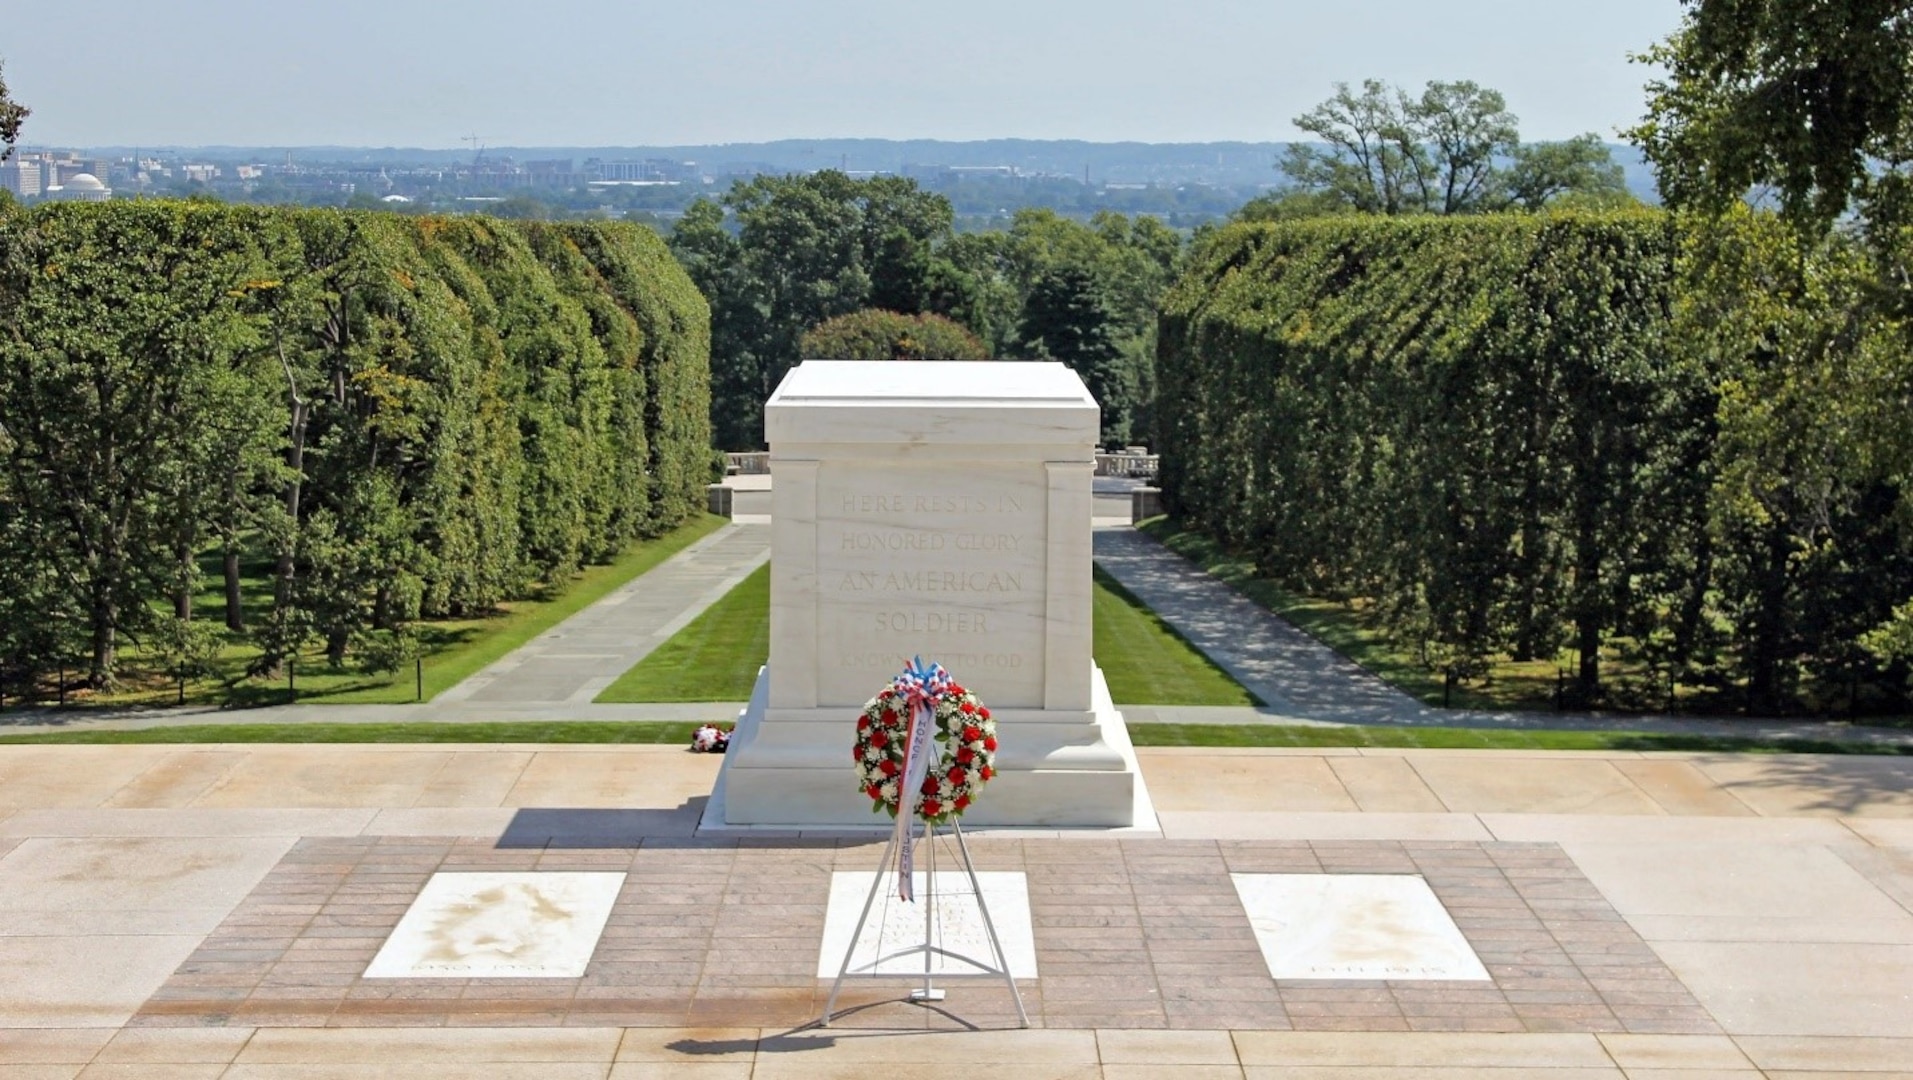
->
{"left": 363, "top": 872, "right": 624, "bottom": 979}
{"left": 818, "top": 871, "right": 1038, "bottom": 978}
{"left": 1231, "top": 873, "right": 1489, "bottom": 981}
{"left": 707, "top": 665, "right": 1153, "bottom": 829}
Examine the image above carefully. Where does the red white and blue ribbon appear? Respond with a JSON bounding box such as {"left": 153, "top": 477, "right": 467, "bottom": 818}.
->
{"left": 892, "top": 655, "right": 951, "bottom": 901}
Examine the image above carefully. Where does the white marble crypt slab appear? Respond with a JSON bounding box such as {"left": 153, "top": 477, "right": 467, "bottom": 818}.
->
{"left": 363, "top": 871, "right": 624, "bottom": 979}
{"left": 818, "top": 870, "right": 1038, "bottom": 978}
{"left": 1231, "top": 873, "right": 1490, "bottom": 981}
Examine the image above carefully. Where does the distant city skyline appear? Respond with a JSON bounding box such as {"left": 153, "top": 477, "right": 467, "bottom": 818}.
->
{"left": 6, "top": 0, "right": 1683, "bottom": 149}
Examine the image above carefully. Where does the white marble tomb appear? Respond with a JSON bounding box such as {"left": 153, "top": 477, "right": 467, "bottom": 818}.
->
{"left": 1231, "top": 873, "right": 1490, "bottom": 981}
{"left": 363, "top": 872, "right": 624, "bottom": 979}
{"left": 709, "top": 360, "right": 1149, "bottom": 827}
{"left": 818, "top": 870, "right": 1038, "bottom": 978}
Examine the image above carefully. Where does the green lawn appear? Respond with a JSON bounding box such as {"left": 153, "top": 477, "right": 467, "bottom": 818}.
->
{"left": 594, "top": 562, "right": 1258, "bottom": 705}
{"left": 0, "top": 720, "right": 1897, "bottom": 755}
{"left": 10, "top": 514, "right": 730, "bottom": 711}
{"left": 597, "top": 563, "right": 770, "bottom": 702}
{"left": 1093, "top": 566, "right": 1259, "bottom": 705}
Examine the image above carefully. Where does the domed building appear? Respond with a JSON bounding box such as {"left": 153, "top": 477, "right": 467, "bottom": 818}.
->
{"left": 45, "top": 173, "right": 112, "bottom": 202}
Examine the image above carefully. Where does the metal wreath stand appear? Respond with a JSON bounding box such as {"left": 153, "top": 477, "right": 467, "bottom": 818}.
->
{"left": 821, "top": 817, "right": 1029, "bottom": 1028}
{"left": 820, "top": 661, "right": 1029, "bottom": 1028}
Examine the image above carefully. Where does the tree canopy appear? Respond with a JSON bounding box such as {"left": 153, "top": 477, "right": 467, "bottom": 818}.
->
{"left": 1274, "top": 79, "right": 1628, "bottom": 216}
{"left": 0, "top": 61, "right": 27, "bottom": 162}
{"left": 800, "top": 309, "right": 989, "bottom": 361}
{"left": 670, "top": 174, "right": 1180, "bottom": 449}
{"left": 1630, "top": 0, "right": 1913, "bottom": 233}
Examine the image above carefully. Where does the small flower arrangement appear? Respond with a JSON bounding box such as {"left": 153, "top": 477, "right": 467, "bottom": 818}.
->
{"left": 690, "top": 723, "right": 732, "bottom": 753}
{"left": 853, "top": 666, "right": 997, "bottom": 825}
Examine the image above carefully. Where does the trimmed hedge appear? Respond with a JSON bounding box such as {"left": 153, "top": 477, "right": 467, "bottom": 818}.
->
{"left": 0, "top": 202, "right": 710, "bottom": 684}
{"left": 1157, "top": 212, "right": 1694, "bottom": 694}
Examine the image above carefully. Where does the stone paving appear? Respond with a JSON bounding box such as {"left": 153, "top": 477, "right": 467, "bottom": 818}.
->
{"left": 0, "top": 744, "right": 1906, "bottom": 1076}
{"left": 131, "top": 835, "right": 1713, "bottom": 1036}
{"left": 436, "top": 522, "right": 769, "bottom": 706}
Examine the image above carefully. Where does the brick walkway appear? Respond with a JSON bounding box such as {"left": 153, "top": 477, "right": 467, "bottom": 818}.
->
{"left": 135, "top": 834, "right": 1713, "bottom": 1035}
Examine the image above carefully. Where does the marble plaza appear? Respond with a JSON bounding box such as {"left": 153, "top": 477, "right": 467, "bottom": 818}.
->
{"left": 0, "top": 743, "right": 1908, "bottom": 1079}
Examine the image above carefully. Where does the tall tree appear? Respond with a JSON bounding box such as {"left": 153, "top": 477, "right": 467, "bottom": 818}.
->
{"left": 1282, "top": 79, "right": 1624, "bottom": 215}
{"left": 1019, "top": 266, "right": 1131, "bottom": 444}
{"left": 1631, "top": 0, "right": 1913, "bottom": 694}
{"left": 1629, "top": 0, "right": 1913, "bottom": 234}
{"left": 670, "top": 172, "right": 959, "bottom": 449}
{"left": 0, "top": 203, "right": 272, "bottom": 687}
{"left": 0, "top": 61, "right": 27, "bottom": 162}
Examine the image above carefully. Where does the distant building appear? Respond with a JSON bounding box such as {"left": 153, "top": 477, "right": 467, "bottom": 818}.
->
{"left": 587, "top": 158, "right": 698, "bottom": 183}
{"left": 181, "top": 164, "right": 219, "bottom": 184}
{"left": 44, "top": 173, "right": 111, "bottom": 202}
{"left": 0, "top": 157, "right": 41, "bottom": 198}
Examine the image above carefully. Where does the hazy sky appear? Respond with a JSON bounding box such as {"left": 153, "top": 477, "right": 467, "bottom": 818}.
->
{"left": 4, "top": 0, "right": 1684, "bottom": 148}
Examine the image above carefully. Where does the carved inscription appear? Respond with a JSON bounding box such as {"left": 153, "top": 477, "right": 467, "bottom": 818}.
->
{"left": 815, "top": 465, "right": 1046, "bottom": 706}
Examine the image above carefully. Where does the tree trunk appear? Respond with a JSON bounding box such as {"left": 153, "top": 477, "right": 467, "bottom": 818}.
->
{"left": 172, "top": 530, "right": 194, "bottom": 621}
{"left": 268, "top": 321, "right": 309, "bottom": 674}
{"left": 223, "top": 547, "right": 245, "bottom": 631}
{"left": 1746, "top": 520, "right": 1792, "bottom": 713}
{"left": 88, "top": 594, "right": 117, "bottom": 691}
{"left": 1569, "top": 432, "right": 1605, "bottom": 703}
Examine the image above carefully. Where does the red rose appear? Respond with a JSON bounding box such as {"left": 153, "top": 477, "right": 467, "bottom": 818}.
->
{"left": 853, "top": 746, "right": 863, "bottom": 761}
{"left": 880, "top": 759, "right": 899, "bottom": 777}
{"left": 865, "top": 784, "right": 882, "bottom": 799}
{"left": 921, "top": 776, "right": 939, "bottom": 795}
{"left": 857, "top": 716, "right": 871, "bottom": 731}
{"left": 960, "top": 701, "right": 975, "bottom": 714}
{"left": 962, "top": 726, "right": 982, "bottom": 742}
{"left": 870, "top": 731, "right": 886, "bottom": 747}
{"left": 949, "top": 685, "right": 964, "bottom": 695}
{"left": 955, "top": 747, "right": 974, "bottom": 764}
{"left": 980, "top": 766, "right": 994, "bottom": 781}
{"left": 947, "top": 767, "right": 967, "bottom": 785}
{"left": 979, "top": 707, "right": 990, "bottom": 720}
{"left": 984, "top": 736, "right": 998, "bottom": 752}
{"left": 921, "top": 799, "right": 942, "bottom": 816}
{"left": 954, "top": 794, "right": 970, "bottom": 810}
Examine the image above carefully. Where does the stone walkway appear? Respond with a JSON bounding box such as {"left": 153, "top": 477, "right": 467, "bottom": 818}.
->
{"left": 0, "top": 744, "right": 1906, "bottom": 1075}
{"left": 429, "top": 522, "right": 767, "bottom": 706}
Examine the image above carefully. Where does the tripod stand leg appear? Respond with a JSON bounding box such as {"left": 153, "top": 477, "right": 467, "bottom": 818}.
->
{"left": 821, "top": 828, "right": 900, "bottom": 1027}
{"left": 953, "top": 822, "right": 1029, "bottom": 1028}
{"left": 909, "top": 823, "right": 945, "bottom": 1003}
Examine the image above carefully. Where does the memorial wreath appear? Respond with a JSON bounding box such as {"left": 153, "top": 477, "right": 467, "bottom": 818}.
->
{"left": 853, "top": 659, "right": 997, "bottom": 825}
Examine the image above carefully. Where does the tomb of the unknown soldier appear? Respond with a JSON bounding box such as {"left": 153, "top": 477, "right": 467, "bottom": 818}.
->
{"left": 710, "top": 359, "right": 1152, "bottom": 828}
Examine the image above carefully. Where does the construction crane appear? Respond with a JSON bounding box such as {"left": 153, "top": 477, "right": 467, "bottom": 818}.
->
{"left": 461, "top": 134, "right": 492, "bottom": 168}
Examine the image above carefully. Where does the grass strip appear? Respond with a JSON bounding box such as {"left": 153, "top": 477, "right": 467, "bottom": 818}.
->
{"left": 595, "top": 561, "right": 1260, "bottom": 705}
{"left": 0, "top": 720, "right": 1898, "bottom": 755}
{"left": 0, "top": 722, "right": 707, "bottom": 745}
{"left": 596, "top": 562, "right": 770, "bottom": 702}
{"left": 1093, "top": 566, "right": 1259, "bottom": 706}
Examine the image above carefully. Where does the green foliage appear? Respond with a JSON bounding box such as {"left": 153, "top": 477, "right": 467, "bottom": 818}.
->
{"left": 1281, "top": 79, "right": 1629, "bottom": 215}
{"left": 1630, "top": 0, "right": 1913, "bottom": 234}
{"left": 1019, "top": 266, "right": 1132, "bottom": 444}
{"left": 1159, "top": 210, "right": 1913, "bottom": 714}
{"left": 0, "top": 61, "right": 26, "bottom": 162}
{"left": 0, "top": 201, "right": 711, "bottom": 690}
{"left": 800, "top": 308, "right": 990, "bottom": 360}
{"left": 668, "top": 174, "right": 1182, "bottom": 448}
